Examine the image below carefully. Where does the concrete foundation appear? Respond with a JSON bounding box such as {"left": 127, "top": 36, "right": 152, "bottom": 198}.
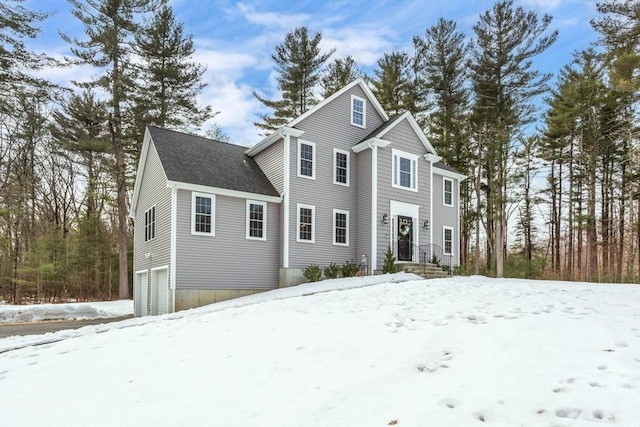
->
{"left": 175, "top": 289, "right": 266, "bottom": 311}
{"left": 279, "top": 267, "right": 306, "bottom": 288}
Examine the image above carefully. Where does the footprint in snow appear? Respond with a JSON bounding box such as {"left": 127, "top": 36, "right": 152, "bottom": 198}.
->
{"left": 588, "top": 382, "right": 604, "bottom": 388}
{"left": 438, "top": 398, "right": 458, "bottom": 409}
{"left": 555, "top": 407, "right": 581, "bottom": 419}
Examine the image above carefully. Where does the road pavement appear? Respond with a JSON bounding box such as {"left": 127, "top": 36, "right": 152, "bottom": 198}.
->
{"left": 0, "top": 315, "right": 134, "bottom": 339}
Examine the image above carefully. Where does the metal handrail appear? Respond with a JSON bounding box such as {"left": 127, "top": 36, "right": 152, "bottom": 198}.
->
{"left": 408, "top": 243, "right": 454, "bottom": 275}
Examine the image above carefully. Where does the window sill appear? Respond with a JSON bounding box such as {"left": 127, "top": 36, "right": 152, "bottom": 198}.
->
{"left": 392, "top": 184, "right": 418, "bottom": 193}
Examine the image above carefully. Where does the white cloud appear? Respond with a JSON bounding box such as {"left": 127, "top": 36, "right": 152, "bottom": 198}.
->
{"left": 322, "top": 25, "right": 396, "bottom": 67}
{"left": 236, "top": 3, "right": 311, "bottom": 28}
{"left": 519, "top": 0, "right": 562, "bottom": 11}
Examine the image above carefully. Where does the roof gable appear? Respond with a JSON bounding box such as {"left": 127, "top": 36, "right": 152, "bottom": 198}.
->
{"left": 145, "top": 126, "right": 279, "bottom": 197}
{"left": 357, "top": 111, "right": 437, "bottom": 155}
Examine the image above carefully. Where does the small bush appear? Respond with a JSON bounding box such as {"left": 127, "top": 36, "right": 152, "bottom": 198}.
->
{"left": 382, "top": 246, "right": 397, "bottom": 273}
{"left": 324, "top": 262, "right": 341, "bottom": 279}
{"left": 341, "top": 260, "right": 360, "bottom": 277}
{"left": 303, "top": 264, "right": 322, "bottom": 282}
{"left": 429, "top": 255, "right": 440, "bottom": 266}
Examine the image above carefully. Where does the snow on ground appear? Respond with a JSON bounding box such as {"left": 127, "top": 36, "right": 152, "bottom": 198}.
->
{"left": 1, "top": 275, "right": 639, "bottom": 427}
{"left": 0, "top": 300, "right": 133, "bottom": 323}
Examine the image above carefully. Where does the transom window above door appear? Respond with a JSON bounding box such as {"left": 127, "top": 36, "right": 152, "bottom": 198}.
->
{"left": 392, "top": 149, "right": 418, "bottom": 192}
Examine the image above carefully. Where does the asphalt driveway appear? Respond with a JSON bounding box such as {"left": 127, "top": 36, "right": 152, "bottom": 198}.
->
{"left": 0, "top": 315, "right": 134, "bottom": 339}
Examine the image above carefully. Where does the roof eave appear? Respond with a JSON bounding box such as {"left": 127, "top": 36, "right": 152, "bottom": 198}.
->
{"left": 245, "top": 126, "right": 305, "bottom": 157}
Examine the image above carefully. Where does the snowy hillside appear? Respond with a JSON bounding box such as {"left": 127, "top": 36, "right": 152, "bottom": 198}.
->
{"left": 1, "top": 275, "right": 639, "bottom": 427}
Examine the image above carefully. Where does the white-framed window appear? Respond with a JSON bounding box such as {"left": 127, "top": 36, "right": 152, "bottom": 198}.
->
{"left": 443, "top": 178, "right": 453, "bottom": 207}
{"left": 297, "top": 140, "right": 316, "bottom": 179}
{"left": 246, "top": 200, "right": 267, "bottom": 241}
{"left": 333, "top": 209, "right": 349, "bottom": 246}
{"left": 443, "top": 226, "right": 454, "bottom": 255}
{"left": 297, "top": 204, "right": 315, "bottom": 243}
{"left": 333, "top": 148, "right": 350, "bottom": 186}
{"left": 144, "top": 205, "right": 156, "bottom": 242}
{"left": 351, "top": 95, "right": 366, "bottom": 128}
{"left": 392, "top": 149, "right": 419, "bottom": 192}
{"left": 191, "top": 192, "right": 215, "bottom": 236}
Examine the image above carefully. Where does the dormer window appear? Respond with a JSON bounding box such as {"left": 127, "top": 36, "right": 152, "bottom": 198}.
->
{"left": 351, "top": 95, "right": 366, "bottom": 128}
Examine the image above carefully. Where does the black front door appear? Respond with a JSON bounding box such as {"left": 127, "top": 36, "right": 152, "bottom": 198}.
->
{"left": 397, "top": 216, "right": 413, "bottom": 261}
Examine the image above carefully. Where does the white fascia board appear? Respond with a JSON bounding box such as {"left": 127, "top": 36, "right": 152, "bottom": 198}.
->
{"left": 433, "top": 166, "right": 468, "bottom": 182}
{"left": 424, "top": 153, "right": 443, "bottom": 163}
{"left": 375, "top": 112, "right": 437, "bottom": 155}
{"left": 288, "top": 78, "right": 389, "bottom": 129}
{"left": 352, "top": 137, "right": 391, "bottom": 153}
{"left": 166, "top": 181, "right": 282, "bottom": 204}
{"left": 129, "top": 127, "right": 152, "bottom": 218}
{"left": 245, "top": 126, "right": 304, "bottom": 157}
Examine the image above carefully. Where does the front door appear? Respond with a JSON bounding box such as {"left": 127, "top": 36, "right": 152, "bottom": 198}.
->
{"left": 397, "top": 216, "right": 413, "bottom": 261}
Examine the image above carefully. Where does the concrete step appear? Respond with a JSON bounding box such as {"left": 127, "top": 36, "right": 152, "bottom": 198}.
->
{"left": 398, "top": 263, "right": 451, "bottom": 279}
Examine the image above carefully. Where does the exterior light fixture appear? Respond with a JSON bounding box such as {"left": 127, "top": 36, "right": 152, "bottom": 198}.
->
{"left": 382, "top": 214, "right": 389, "bottom": 224}
{"left": 423, "top": 220, "right": 429, "bottom": 230}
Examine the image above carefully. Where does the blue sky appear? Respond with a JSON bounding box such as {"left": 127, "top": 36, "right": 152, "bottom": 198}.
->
{"left": 26, "top": 0, "right": 601, "bottom": 144}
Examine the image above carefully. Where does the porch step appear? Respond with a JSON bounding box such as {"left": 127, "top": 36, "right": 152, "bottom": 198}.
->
{"left": 398, "top": 263, "right": 451, "bottom": 279}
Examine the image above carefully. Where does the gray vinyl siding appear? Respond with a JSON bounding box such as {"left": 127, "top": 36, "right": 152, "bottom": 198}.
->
{"left": 133, "top": 141, "right": 172, "bottom": 283}
{"left": 432, "top": 173, "right": 460, "bottom": 266}
{"left": 286, "top": 85, "right": 385, "bottom": 268}
{"left": 375, "top": 119, "right": 431, "bottom": 270}
{"left": 254, "top": 139, "right": 284, "bottom": 195}
{"left": 175, "top": 190, "right": 279, "bottom": 289}
{"left": 357, "top": 149, "right": 372, "bottom": 269}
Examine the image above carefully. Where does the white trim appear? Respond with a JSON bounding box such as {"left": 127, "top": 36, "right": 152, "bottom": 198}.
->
{"left": 167, "top": 181, "right": 281, "bottom": 204}
{"left": 374, "top": 112, "right": 438, "bottom": 155}
{"left": 246, "top": 200, "right": 267, "bottom": 241}
{"left": 433, "top": 165, "right": 467, "bottom": 181}
{"left": 297, "top": 139, "right": 316, "bottom": 180}
{"left": 371, "top": 144, "right": 378, "bottom": 271}
{"left": 191, "top": 192, "right": 215, "bottom": 236}
{"left": 389, "top": 200, "right": 421, "bottom": 262}
{"left": 333, "top": 148, "right": 350, "bottom": 187}
{"left": 350, "top": 94, "right": 366, "bottom": 128}
{"left": 129, "top": 128, "right": 152, "bottom": 218}
{"left": 288, "top": 78, "right": 388, "bottom": 129}
{"left": 443, "top": 177, "right": 454, "bottom": 207}
{"left": 296, "top": 204, "right": 315, "bottom": 243}
{"left": 333, "top": 209, "right": 350, "bottom": 247}
{"left": 429, "top": 162, "right": 433, "bottom": 247}
{"left": 456, "top": 179, "right": 461, "bottom": 266}
{"left": 144, "top": 204, "right": 156, "bottom": 242}
{"left": 352, "top": 137, "right": 390, "bottom": 153}
{"left": 283, "top": 133, "right": 290, "bottom": 268}
{"left": 443, "top": 226, "right": 454, "bottom": 256}
{"left": 392, "top": 148, "right": 419, "bottom": 192}
{"left": 245, "top": 126, "right": 304, "bottom": 157}
{"left": 170, "top": 188, "right": 177, "bottom": 313}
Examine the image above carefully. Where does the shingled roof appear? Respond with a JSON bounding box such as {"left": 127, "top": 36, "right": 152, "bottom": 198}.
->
{"left": 148, "top": 126, "right": 280, "bottom": 197}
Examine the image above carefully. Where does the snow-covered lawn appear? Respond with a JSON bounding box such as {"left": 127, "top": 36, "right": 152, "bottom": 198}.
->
{"left": 0, "top": 300, "right": 133, "bottom": 323}
{"left": 1, "top": 275, "right": 639, "bottom": 427}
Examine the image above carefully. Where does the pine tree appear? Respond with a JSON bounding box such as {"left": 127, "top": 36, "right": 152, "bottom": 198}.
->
{"left": 254, "top": 27, "right": 335, "bottom": 133}
{"left": 63, "top": 0, "right": 159, "bottom": 299}
{"left": 382, "top": 247, "right": 397, "bottom": 274}
{"left": 321, "top": 55, "right": 363, "bottom": 97}
{"left": 131, "top": 3, "right": 213, "bottom": 155}
{"left": 370, "top": 51, "right": 414, "bottom": 116}
{"left": 469, "top": 0, "right": 558, "bottom": 278}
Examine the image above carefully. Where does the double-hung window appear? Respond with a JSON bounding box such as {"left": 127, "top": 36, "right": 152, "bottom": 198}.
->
{"left": 298, "top": 140, "right": 315, "bottom": 179}
{"left": 192, "top": 192, "right": 215, "bottom": 236}
{"left": 333, "top": 209, "right": 349, "bottom": 246}
{"left": 351, "top": 95, "right": 366, "bottom": 128}
{"left": 144, "top": 206, "right": 156, "bottom": 242}
{"left": 246, "top": 200, "right": 266, "bottom": 240}
{"left": 392, "top": 149, "right": 418, "bottom": 191}
{"left": 333, "top": 149, "right": 349, "bottom": 186}
{"left": 443, "top": 178, "right": 453, "bottom": 207}
{"left": 297, "top": 204, "right": 315, "bottom": 243}
{"left": 443, "top": 226, "right": 453, "bottom": 255}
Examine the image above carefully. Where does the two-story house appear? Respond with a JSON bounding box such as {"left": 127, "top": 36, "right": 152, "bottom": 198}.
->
{"left": 130, "top": 78, "right": 465, "bottom": 316}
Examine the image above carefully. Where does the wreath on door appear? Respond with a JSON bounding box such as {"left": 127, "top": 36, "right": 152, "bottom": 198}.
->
{"left": 399, "top": 222, "right": 411, "bottom": 236}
